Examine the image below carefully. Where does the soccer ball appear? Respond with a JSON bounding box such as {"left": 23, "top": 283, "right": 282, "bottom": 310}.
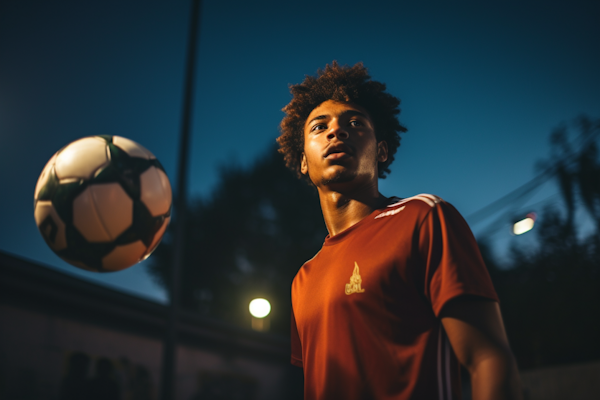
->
{"left": 33, "top": 135, "right": 172, "bottom": 272}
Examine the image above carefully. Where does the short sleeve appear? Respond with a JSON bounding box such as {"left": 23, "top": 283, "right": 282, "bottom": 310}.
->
{"left": 418, "top": 200, "right": 499, "bottom": 317}
{"left": 290, "top": 306, "right": 303, "bottom": 367}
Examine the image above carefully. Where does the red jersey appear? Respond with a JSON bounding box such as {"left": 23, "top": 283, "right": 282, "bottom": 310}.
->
{"left": 291, "top": 194, "right": 499, "bottom": 400}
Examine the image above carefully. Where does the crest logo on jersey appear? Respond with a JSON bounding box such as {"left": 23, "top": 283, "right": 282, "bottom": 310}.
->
{"left": 345, "top": 262, "right": 365, "bottom": 295}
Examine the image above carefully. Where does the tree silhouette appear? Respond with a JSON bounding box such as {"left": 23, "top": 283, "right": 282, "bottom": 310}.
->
{"left": 489, "top": 116, "right": 600, "bottom": 370}
{"left": 540, "top": 116, "right": 600, "bottom": 230}
{"left": 148, "top": 145, "right": 326, "bottom": 333}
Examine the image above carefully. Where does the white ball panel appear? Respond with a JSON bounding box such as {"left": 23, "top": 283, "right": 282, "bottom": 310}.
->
{"left": 102, "top": 240, "right": 147, "bottom": 271}
{"left": 89, "top": 183, "right": 133, "bottom": 240}
{"left": 140, "top": 167, "right": 172, "bottom": 217}
{"left": 73, "top": 183, "right": 133, "bottom": 242}
{"left": 34, "top": 201, "right": 67, "bottom": 251}
{"left": 54, "top": 137, "right": 109, "bottom": 180}
{"left": 73, "top": 187, "right": 112, "bottom": 242}
{"left": 34, "top": 153, "right": 57, "bottom": 200}
{"left": 144, "top": 216, "right": 170, "bottom": 259}
{"left": 113, "top": 136, "right": 156, "bottom": 159}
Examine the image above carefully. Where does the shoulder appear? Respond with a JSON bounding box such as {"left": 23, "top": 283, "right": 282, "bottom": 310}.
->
{"left": 374, "top": 194, "right": 445, "bottom": 220}
{"left": 389, "top": 194, "right": 444, "bottom": 208}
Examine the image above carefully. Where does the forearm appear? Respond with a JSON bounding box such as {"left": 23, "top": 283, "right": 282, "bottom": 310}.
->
{"left": 440, "top": 300, "right": 523, "bottom": 399}
{"left": 469, "top": 349, "right": 522, "bottom": 400}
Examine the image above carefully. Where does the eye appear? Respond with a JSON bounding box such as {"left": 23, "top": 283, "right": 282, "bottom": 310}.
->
{"left": 311, "top": 123, "right": 326, "bottom": 132}
{"left": 349, "top": 120, "right": 362, "bottom": 127}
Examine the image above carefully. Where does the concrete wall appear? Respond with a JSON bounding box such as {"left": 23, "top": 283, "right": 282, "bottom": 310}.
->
{"left": 0, "top": 304, "right": 287, "bottom": 400}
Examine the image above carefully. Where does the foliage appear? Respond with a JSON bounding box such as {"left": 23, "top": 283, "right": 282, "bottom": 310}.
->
{"left": 485, "top": 116, "right": 600, "bottom": 370}
{"left": 148, "top": 146, "right": 327, "bottom": 334}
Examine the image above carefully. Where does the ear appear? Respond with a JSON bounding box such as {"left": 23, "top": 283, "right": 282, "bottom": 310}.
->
{"left": 300, "top": 153, "right": 308, "bottom": 175}
{"left": 377, "top": 141, "right": 388, "bottom": 163}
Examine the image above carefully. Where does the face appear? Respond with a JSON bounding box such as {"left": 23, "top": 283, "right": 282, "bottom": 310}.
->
{"left": 301, "top": 100, "right": 388, "bottom": 188}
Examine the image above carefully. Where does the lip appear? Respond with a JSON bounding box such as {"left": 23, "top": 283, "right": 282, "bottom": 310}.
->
{"left": 325, "top": 152, "right": 350, "bottom": 160}
{"left": 323, "top": 143, "right": 354, "bottom": 159}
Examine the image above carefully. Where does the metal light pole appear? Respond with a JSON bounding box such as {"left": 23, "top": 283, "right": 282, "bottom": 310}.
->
{"left": 160, "top": 1, "right": 202, "bottom": 399}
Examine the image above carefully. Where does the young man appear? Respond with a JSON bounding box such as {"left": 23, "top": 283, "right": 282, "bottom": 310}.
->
{"left": 277, "top": 62, "right": 522, "bottom": 400}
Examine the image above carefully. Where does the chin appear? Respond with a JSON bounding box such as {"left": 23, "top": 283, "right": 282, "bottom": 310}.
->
{"left": 320, "top": 171, "right": 357, "bottom": 186}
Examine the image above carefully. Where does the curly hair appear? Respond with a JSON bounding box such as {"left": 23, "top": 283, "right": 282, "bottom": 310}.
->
{"left": 277, "top": 61, "right": 407, "bottom": 182}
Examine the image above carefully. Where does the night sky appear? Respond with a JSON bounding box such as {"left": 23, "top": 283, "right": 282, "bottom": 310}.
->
{"left": 1, "top": 0, "right": 599, "bottom": 303}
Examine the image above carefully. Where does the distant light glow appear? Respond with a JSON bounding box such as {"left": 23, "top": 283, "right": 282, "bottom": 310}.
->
{"left": 513, "top": 213, "right": 536, "bottom": 235}
{"left": 249, "top": 298, "right": 271, "bottom": 318}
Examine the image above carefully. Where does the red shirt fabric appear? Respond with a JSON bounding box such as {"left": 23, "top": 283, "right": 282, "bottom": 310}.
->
{"left": 291, "top": 194, "right": 499, "bottom": 400}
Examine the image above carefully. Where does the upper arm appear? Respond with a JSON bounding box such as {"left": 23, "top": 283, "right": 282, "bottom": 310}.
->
{"left": 440, "top": 297, "right": 512, "bottom": 372}
{"left": 417, "top": 200, "right": 499, "bottom": 316}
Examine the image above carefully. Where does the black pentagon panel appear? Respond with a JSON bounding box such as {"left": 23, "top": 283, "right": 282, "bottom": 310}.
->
{"left": 92, "top": 143, "right": 154, "bottom": 201}
{"left": 109, "top": 143, "right": 155, "bottom": 176}
{"left": 52, "top": 179, "right": 88, "bottom": 225}
{"left": 92, "top": 163, "right": 123, "bottom": 184}
{"left": 97, "top": 135, "right": 113, "bottom": 144}
{"left": 116, "top": 200, "right": 166, "bottom": 247}
{"left": 150, "top": 158, "right": 167, "bottom": 173}
{"left": 58, "top": 223, "right": 117, "bottom": 272}
{"left": 36, "top": 167, "right": 60, "bottom": 201}
{"left": 142, "top": 215, "right": 169, "bottom": 247}
{"left": 38, "top": 215, "right": 59, "bottom": 245}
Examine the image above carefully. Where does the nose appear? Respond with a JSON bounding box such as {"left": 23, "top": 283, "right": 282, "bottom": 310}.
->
{"left": 326, "top": 120, "right": 349, "bottom": 141}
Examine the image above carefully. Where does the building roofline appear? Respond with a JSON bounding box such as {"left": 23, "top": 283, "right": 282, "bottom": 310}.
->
{"left": 0, "top": 251, "right": 289, "bottom": 361}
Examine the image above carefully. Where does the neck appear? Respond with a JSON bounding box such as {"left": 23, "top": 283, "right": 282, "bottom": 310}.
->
{"left": 317, "top": 180, "right": 388, "bottom": 236}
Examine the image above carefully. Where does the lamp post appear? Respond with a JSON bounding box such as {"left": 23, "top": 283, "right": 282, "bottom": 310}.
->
{"left": 160, "top": 1, "right": 202, "bottom": 399}
{"left": 249, "top": 298, "right": 271, "bottom": 332}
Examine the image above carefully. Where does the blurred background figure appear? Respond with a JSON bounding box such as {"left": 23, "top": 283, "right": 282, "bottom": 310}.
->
{"left": 131, "top": 365, "right": 154, "bottom": 400}
{"left": 58, "top": 352, "right": 91, "bottom": 400}
{"left": 188, "top": 371, "right": 257, "bottom": 400}
{"left": 117, "top": 357, "right": 135, "bottom": 400}
{"left": 87, "top": 357, "right": 121, "bottom": 400}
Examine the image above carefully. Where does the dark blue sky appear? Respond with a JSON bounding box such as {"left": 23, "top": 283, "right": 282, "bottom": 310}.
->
{"left": 1, "top": 0, "right": 599, "bottom": 303}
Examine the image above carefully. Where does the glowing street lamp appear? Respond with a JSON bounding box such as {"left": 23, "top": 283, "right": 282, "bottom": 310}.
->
{"left": 249, "top": 298, "right": 271, "bottom": 331}
{"left": 513, "top": 212, "right": 537, "bottom": 235}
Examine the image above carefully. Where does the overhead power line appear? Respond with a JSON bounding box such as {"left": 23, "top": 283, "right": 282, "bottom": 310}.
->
{"left": 466, "top": 120, "right": 600, "bottom": 226}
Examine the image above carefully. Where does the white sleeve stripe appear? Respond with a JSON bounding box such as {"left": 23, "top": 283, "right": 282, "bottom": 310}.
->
{"left": 374, "top": 206, "right": 406, "bottom": 219}
{"left": 387, "top": 194, "right": 442, "bottom": 208}
{"left": 437, "top": 325, "right": 453, "bottom": 400}
{"left": 445, "top": 335, "right": 452, "bottom": 400}
{"left": 437, "top": 325, "right": 444, "bottom": 400}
